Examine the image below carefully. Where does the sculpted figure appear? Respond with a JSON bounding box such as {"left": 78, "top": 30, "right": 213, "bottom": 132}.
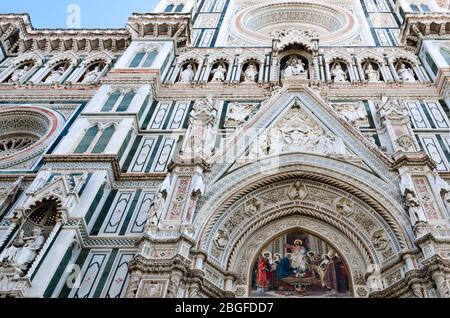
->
{"left": 44, "top": 66, "right": 65, "bottom": 84}
{"left": 331, "top": 63, "right": 348, "bottom": 83}
{"left": 179, "top": 64, "right": 195, "bottom": 83}
{"left": 1, "top": 228, "right": 45, "bottom": 271}
{"left": 210, "top": 63, "right": 227, "bottom": 82}
{"left": 397, "top": 64, "right": 416, "bottom": 82}
{"left": 81, "top": 66, "right": 101, "bottom": 83}
{"left": 9, "top": 65, "right": 30, "bottom": 83}
{"left": 365, "top": 63, "right": 380, "bottom": 82}
{"left": 244, "top": 63, "right": 258, "bottom": 83}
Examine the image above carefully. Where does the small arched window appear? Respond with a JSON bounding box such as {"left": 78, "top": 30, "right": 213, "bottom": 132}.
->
{"left": 74, "top": 125, "right": 99, "bottom": 153}
{"left": 116, "top": 91, "right": 136, "bottom": 112}
{"left": 410, "top": 4, "right": 420, "bottom": 12}
{"left": 74, "top": 124, "right": 116, "bottom": 154}
{"left": 101, "top": 90, "right": 136, "bottom": 112}
{"left": 92, "top": 125, "right": 115, "bottom": 153}
{"left": 420, "top": 4, "right": 430, "bottom": 12}
{"left": 129, "top": 52, "right": 146, "bottom": 68}
{"left": 129, "top": 50, "right": 159, "bottom": 68}
{"left": 175, "top": 4, "right": 184, "bottom": 12}
{"left": 101, "top": 91, "right": 121, "bottom": 112}
{"left": 165, "top": 4, "right": 175, "bottom": 12}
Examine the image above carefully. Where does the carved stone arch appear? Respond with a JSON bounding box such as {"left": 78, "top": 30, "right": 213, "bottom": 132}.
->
{"left": 47, "top": 52, "right": 79, "bottom": 67}
{"left": 198, "top": 177, "right": 407, "bottom": 264}
{"left": 356, "top": 51, "right": 385, "bottom": 65}
{"left": 238, "top": 53, "right": 265, "bottom": 65}
{"left": 10, "top": 52, "right": 45, "bottom": 67}
{"left": 82, "top": 51, "right": 114, "bottom": 67}
{"left": 324, "top": 52, "right": 353, "bottom": 65}
{"left": 135, "top": 43, "right": 160, "bottom": 54}
{"left": 195, "top": 156, "right": 413, "bottom": 253}
{"left": 177, "top": 52, "right": 204, "bottom": 66}
{"left": 0, "top": 52, "right": 44, "bottom": 83}
{"left": 207, "top": 52, "right": 234, "bottom": 65}
{"left": 387, "top": 51, "right": 419, "bottom": 65}
{"left": 21, "top": 196, "right": 65, "bottom": 236}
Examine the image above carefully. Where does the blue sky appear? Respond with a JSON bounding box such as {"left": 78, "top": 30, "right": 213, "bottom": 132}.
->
{"left": 0, "top": 0, "right": 159, "bottom": 29}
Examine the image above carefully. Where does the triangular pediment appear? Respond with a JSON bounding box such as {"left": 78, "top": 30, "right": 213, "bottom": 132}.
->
{"left": 209, "top": 86, "right": 395, "bottom": 185}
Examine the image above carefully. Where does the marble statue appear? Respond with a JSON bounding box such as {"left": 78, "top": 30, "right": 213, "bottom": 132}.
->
{"left": 0, "top": 228, "right": 45, "bottom": 271}
{"left": 331, "top": 63, "right": 348, "bottom": 83}
{"left": 81, "top": 66, "right": 101, "bottom": 83}
{"left": 148, "top": 192, "right": 165, "bottom": 228}
{"left": 397, "top": 64, "right": 416, "bottom": 82}
{"left": 9, "top": 65, "right": 30, "bottom": 83}
{"left": 179, "top": 64, "right": 195, "bottom": 83}
{"left": 44, "top": 66, "right": 65, "bottom": 84}
{"left": 243, "top": 63, "right": 258, "bottom": 83}
{"left": 210, "top": 63, "right": 227, "bottom": 82}
{"left": 365, "top": 63, "right": 380, "bottom": 82}
{"left": 284, "top": 56, "right": 306, "bottom": 77}
{"left": 399, "top": 173, "right": 427, "bottom": 225}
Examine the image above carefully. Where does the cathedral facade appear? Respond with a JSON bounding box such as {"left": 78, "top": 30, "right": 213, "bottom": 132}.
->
{"left": 0, "top": 0, "right": 450, "bottom": 298}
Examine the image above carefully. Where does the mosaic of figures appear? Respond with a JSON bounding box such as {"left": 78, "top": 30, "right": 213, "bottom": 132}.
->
{"left": 251, "top": 230, "right": 350, "bottom": 298}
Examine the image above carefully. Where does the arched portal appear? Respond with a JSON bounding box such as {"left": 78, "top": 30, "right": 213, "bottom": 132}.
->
{"left": 194, "top": 153, "right": 414, "bottom": 297}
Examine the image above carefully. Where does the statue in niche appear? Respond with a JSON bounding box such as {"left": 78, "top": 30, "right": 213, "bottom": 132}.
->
{"left": 397, "top": 63, "right": 416, "bottom": 82}
{"left": 148, "top": 192, "right": 165, "bottom": 228}
{"left": 399, "top": 173, "right": 428, "bottom": 226}
{"left": 8, "top": 65, "right": 30, "bottom": 83}
{"left": 331, "top": 63, "right": 348, "bottom": 83}
{"left": 210, "top": 63, "right": 227, "bottom": 82}
{"left": 182, "top": 99, "right": 217, "bottom": 158}
{"left": 284, "top": 56, "right": 306, "bottom": 77}
{"left": 244, "top": 62, "right": 258, "bottom": 83}
{"left": 179, "top": 64, "right": 195, "bottom": 83}
{"left": 44, "top": 66, "right": 65, "bottom": 84}
{"left": 147, "top": 173, "right": 171, "bottom": 229}
{"left": 81, "top": 66, "right": 101, "bottom": 83}
{"left": 365, "top": 63, "right": 380, "bottom": 82}
{"left": 0, "top": 228, "right": 45, "bottom": 271}
{"left": 404, "top": 190, "right": 427, "bottom": 225}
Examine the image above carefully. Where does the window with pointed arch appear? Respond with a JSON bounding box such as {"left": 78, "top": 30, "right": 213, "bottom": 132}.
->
{"left": 251, "top": 230, "right": 351, "bottom": 298}
{"left": 4, "top": 61, "right": 35, "bottom": 83}
{"left": 129, "top": 50, "right": 159, "bottom": 68}
{"left": 74, "top": 124, "right": 116, "bottom": 154}
{"left": 42, "top": 60, "right": 71, "bottom": 84}
{"left": 78, "top": 61, "right": 106, "bottom": 84}
{"left": 101, "top": 90, "right": 136, "bottom": 112}
{"left": 362, "top": 60, "right": 383, "bottom": 82}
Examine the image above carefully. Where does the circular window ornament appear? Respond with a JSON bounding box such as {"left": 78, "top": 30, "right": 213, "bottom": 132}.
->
{"left": 0, "top": 107, "right": 62, "bottom": 168}
{"left": 231, "top": 1, "right": 358, "bottom": 46}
